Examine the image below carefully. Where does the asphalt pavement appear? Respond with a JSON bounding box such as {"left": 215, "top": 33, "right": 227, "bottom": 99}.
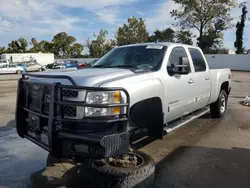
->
{"left": 0, "top": 72, "right": 250, "bottom": 188}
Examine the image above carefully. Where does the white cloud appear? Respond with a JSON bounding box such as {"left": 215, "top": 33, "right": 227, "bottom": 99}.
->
{"left": 48, "top": 0, "right": 135, "bottom": 9}
{"left": 136, "top": 11, "right": 144, "bottom": 16}
{"left": 0, "top": 0, "right": 137, "bottom": 45}
{"left": 95, "top": 7, "right": 118, "bottom": 24}
{"left": 145, "top": 0, "right": 250, "bottom": 49}
{"left": 145, "top": 0, "right": 179, "bottom": 31}
{"left": 47, "top": 0, "right": 135, "bottom": 24}
{"left": 0, "top": 0, "right": 93, "bottom": 46}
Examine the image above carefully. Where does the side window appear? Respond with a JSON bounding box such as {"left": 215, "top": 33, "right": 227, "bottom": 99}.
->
{"left": 188, "top": 48, "right": 206, "bottom": 72}
{"left": 167, "top": 47, "right": 190, "bottom": 75}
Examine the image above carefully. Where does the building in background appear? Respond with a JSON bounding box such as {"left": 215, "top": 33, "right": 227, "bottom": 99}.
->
{"left": 0, "top": 53, "right": 55, "bottom": 66}
{"left": 216, "top": 49, "right": 236, "bottom": 54}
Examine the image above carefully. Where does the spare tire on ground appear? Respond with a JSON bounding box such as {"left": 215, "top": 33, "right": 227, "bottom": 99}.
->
{"left": 90, "top": 150, "right": 155, "bottom": 188}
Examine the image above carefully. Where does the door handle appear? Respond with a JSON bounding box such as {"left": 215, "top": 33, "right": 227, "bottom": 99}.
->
{"left": 205, "top": 77, "right": 210, "bottom": 80}
{"left": 188, "top": 79, "right": 194, "bottom": 84}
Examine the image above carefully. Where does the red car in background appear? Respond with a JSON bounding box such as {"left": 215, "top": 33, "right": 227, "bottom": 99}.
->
{"left": 77, "top": 59, "right": 99, "bottom": 69}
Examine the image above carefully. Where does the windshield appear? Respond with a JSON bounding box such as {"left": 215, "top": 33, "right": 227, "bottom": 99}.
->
{"left": 93, "top": 45, "right": 167, "bottom": 71}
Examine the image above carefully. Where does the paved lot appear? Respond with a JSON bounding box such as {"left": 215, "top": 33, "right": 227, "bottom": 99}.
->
{"left": 0, "top": 71, "right": 250, "bottom": 188}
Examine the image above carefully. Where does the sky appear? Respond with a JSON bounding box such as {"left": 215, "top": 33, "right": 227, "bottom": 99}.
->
{"left": 0, "top": 0, "right": 250, "bottom": 52}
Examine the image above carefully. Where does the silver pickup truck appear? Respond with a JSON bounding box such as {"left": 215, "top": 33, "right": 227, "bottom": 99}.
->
{"left": 16, "top": 42, "right": 231, "bottom": 164}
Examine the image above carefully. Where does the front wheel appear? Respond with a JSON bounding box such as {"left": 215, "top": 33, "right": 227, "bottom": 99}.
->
{"left": 210, "top": 90, "right": 228, "bottom": 118}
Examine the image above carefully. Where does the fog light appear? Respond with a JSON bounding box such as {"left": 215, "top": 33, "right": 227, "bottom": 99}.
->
{"left": 85, "top": 107, "right": 121, "bottom": 117}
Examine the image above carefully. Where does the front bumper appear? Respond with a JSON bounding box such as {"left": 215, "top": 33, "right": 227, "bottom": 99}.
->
{"left": 16, "top": 74, "right": 130, "bottom": 159}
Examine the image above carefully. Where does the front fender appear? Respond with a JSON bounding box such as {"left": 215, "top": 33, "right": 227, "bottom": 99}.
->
{"left": 100, "top": 75, "right": 165, "bottom": 139}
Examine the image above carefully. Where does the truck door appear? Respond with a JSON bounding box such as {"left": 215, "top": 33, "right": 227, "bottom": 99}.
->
{"left": 164, "top": 46, "right": 197, "bottom": 123}
{"left": 187, "top": 48, "right": 211, "bottom": 108}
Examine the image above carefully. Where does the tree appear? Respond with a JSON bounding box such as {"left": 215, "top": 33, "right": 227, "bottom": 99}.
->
{"left": 198, "top": 20, "right": 226, "bottom": 54}
{"left": 0, "top": 47, "right": 6, "bottom": 55}
{"left": 7, "top": 37, "right": 28, "bottom": 53}
{"left": 51, "top": 32, "right": 83, "bottom": 58}
{"left": 201, "top": 28, "right": 224, "bottom": 54}
{"left": 70, "top": 43, "right": 84, "bottom": 57}
{"left": 87, "top": 29, "right": 116, "bottom": 58}
{"left": 39, "top": 40, "right": 52, "bottom": 53}
{"left": 234, "top": 3, "right": 248, "bottom": 54}
{"left": 30, "top": 38, "right": 53, "bottom": 53}
{"left": 175, "top": 30, "right": 194, "bottom": 45}
{"left": 30, "top": 38, "right": 40, "bottom": 52}
{"left": 171, "top": 0, "right": 236, "bottom": 50}
{"left": 148, "top": 28, "right": 175, "bottom": 42}
{"left": 116, "top": 17, "right": 149, "bottom": 45}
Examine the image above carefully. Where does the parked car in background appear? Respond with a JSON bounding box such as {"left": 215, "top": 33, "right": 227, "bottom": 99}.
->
{"left": 17, "top": 61, "right": 45, "bottom": 72}
{"left": 46, "top": 60, "right": 80, "bottom": 69}
{"left": 0, "top": 59, "right": 9, "bottom": 66}
{"left": 77, "top": 59, "right": 99, "bottom": 69}
{"left": 46, "top": 61, "right": 65, "bottom": 69}
{"left": 0, "top": 64, "right": 26, "bottom": 74}
{"left": 64, "top": 60, "right": 79, "bottom": 68}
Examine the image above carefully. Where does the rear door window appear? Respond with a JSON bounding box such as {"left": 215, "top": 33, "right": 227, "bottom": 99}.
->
{"left": 188, "top": 48, "right": 206, "bottom": 72}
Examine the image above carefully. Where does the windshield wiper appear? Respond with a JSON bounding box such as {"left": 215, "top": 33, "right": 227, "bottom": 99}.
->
{"left": 92, "top": 65, "right": 104, "bottom": 68}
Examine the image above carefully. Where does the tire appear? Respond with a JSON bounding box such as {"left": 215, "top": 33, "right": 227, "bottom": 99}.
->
{"left": 38, "top": 68, "right": 43, "bottom": 72}
{"left": 90, "top": 150, "right": 155, "bottom": 188}
{"left": 210, "top": 90, "right": 228, "bottom": 118}
{"left": 16, "top": 70, "right": 22, "bottom": 74}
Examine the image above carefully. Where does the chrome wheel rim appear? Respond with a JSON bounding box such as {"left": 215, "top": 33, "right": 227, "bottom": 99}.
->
{"left": 220, "top": 94, "right": 226, "bottom": 114}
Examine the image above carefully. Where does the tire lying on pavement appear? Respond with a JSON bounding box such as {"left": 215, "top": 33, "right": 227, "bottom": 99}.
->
{"left": 90, "top": 150, "right": 155, "bottom": 188}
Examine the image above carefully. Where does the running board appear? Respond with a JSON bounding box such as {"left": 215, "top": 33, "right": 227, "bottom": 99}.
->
{"left": 164, "top": 107, "right": 210, "bottom": 134}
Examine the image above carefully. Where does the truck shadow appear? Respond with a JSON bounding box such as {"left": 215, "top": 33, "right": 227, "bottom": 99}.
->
{"left": 154, "top": 146, "right": 250, "bottom": 188}
{"left": 28, "top": 146, "right": 250, "bottom": 188}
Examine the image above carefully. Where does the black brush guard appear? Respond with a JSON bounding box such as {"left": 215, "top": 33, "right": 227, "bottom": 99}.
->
{"left": 16, "top": 74, "right": 130, "bottom": 159}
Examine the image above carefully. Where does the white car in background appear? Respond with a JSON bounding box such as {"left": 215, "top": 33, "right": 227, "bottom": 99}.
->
{"left": 19, "top": 62, "right": 45, "bottom": 72}
{"left": 0, "top": 64, "right": 26, "bottom": 74}
{"left": 0, "top": 59, "right": 9, "bottom": 66}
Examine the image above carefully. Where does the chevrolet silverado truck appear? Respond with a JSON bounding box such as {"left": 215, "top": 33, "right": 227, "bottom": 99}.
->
{"left": 16, "top": 42, "right": 231, "bottom": 184}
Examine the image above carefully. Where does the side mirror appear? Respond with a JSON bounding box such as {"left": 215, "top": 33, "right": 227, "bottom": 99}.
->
{"left": 168, "top": 57, "right": 190, "bottom": 75}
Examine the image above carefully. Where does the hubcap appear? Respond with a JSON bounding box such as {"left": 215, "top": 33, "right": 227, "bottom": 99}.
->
{"left": 105, "top": 152, "right": 144, "bottom": 168}
{"left": 220, "top": 94, "right": 226, "bottom": 113}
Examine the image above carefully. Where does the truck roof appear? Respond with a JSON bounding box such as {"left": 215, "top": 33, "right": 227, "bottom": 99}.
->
{"left": 118, "top": 42, "right": 199, "bottom": 49}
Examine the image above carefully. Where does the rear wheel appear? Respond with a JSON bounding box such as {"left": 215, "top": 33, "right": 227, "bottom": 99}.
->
{"left": 210, "top": 90, "right": 228, "bottom": 118}
{"left": 38, "top": 68, "right": 43, "bottom": 72}
{"left": 16, "top": 70, "right": 22, "bottom": 74}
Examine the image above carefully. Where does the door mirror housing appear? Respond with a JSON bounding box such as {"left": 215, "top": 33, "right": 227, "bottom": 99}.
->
{"left": 168, "top": 57, "right": 190, "bottom": 75}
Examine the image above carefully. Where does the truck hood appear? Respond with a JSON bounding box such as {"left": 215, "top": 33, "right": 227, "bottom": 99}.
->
{"left": 29, "top": 68, "right": 135, "bottom": 86}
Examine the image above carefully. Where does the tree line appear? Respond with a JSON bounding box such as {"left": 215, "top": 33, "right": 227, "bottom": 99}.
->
{"left": 0, "top": 0, "right": 249, "bottom": 58}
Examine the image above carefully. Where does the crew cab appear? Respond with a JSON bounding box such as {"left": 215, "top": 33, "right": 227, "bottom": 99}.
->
{"left": 16, "top": 42, "right": 231, "bottom": 160}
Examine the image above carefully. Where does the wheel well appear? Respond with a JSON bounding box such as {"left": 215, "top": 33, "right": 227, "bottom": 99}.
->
{"left": 130, "top": 97, "right": 164, "bottom": 139}
{"left": 221, "top": 81, "right": 229, "bottom": 95}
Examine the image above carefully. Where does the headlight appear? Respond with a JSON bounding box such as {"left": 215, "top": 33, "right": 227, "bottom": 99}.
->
{"left": 86, "top": 91, "right": 121, "bottom": 104}
{"left": 85, "top": 91, "right": 125, "bottom": 117}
